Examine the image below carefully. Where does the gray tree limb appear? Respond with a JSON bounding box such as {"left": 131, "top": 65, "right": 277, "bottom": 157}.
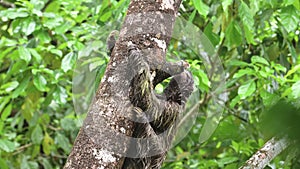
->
{"left": 239, "top": 137, "right": 290, "bottom": 169}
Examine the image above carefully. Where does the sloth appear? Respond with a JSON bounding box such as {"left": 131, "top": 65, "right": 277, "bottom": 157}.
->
{"left": 121, "top": 45, "right": 194, "bottom": 169}
{"left": 107, "top": 32, "right": 194, "bottom": 168}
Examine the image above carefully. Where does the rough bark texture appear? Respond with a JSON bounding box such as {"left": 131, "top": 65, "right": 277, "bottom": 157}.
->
{"left": 64, "top": 0, "right": 192, "bottom": 169}
{"left": 239, "top": 137, "right": 290, "bottom": 169}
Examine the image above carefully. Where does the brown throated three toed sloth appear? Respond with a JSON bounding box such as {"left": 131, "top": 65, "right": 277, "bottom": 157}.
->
{"left": 120, "top": 44, "right": 194, "bottom": 169}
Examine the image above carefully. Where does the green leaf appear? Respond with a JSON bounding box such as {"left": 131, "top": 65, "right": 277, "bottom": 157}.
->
{"left": 0, "top": 122, "right": 4, "bottom": 135}
{"left": 43, "top": 16, "right": 64, "bottom": 29}
{"left": 31, "top": 145, "right": 40, "bottom": 160}
{"left": 294, "top": 0, "right": 300, "bottom": 10}
{"left": 222, "top": 0, "right": 233, "bottom": 12}
{"left": 36, "top": 30, "right": 51, "bottom": 43}
{"left": 40, "top": 158, "right": 53, "bottom": 169}
{"left": 240, "top": 2, "right": 256, "bottom": 43}
{"left": 55, "top": 22, "right": 73, "bottom": 34}
{"left": 40, "top": 68, "right": 55, "bottom": 76}
{"left": 100, "top": 11, "right": 112, "bottom": 22}
{"left": 1, "top": 81, "right": 19, "bottom": 92}
{"left": 243, "top": 24, "right": 256, "bottom": 44}
{"left": 260, "top": 89, "right": 280, "bottom": 107}
{"left": 50, "top": 49, "right": 63, "bottom": 57}
{"left": 12, "top": 76, "right": 30, "bottom": 98}
{"left": 22, "top": 18, "right": 36, "bottom": 36}
{"left": 26, "top": 38, "right": 38, "bottom": 48}
{"left": 0, "top": 159, "right": 9, "bottom": 169}
{"left": 228, "top": 60, "right": 249, "bottom": 67}
{"left": 217, "top": 157, "right": 239, "bottom": 168}
{"left": 0, "top": 139, "right": 16, "bottom": 152}
{"left": 0, "top": 97, "right": 10, "bottom": 114}
{"left": 225, "top": 21, "right": 243, "bottom": 47}
{"left": 193, "top": 0, "right": 209, "bottom": 17}
{"left": 29, "top": 49, "right": 42, "bottom": 63}
{"left": 32, "top": 8, "right": 43, "bottom": 16}
{"left": 272, "top": 63, "right": 287, "bottom": 73}
{"left": 62, "top": 52, "right": 76, "bottom": 72}
{"left": 285, "top": 64, "right": 300, "bottom": 78}
{"left": 233, "top": 68, "right": 255, "bottom": 78}
{"left": 188, "top": 9, "right": 197, "bottom": 22}
{"left": 10, "top": 60, "right": 27, "bottom": 74}
{"left": 20, "top": 156, "right": 30, "bottom": 169}
{"left": 99, "top": 0, "right": 110, "bottom": 14}
{"left": 61, "top": 118, "right": 76, "bottom": 131}
{"left": 258, "top": 70, "right": 268, "bottom": 78}
{"left": 42, "top": 133, "right": 53, "bottom": 155}
{"left": 238, "top": 80, "right": 256, "bottom": 99}
{"left": 21, "top": 98, "right": 34, "bottom": 122}
{"left": 239, "top": 1, "right": 254, "bottom": 27}
{"left": 18, "top": 46, "right": 32, "bottom": 63}
{"left": 28, "top": 161, "right": 38, "bottom": 169}
{"left": 31, "top": 125, "right": 43, "bottom": 145}
{"left": 0, "top": 8, "right": 29, "bottom": 19}
{"left": 1, "top": 104, "right": 12, "bottom": 121}
{"left": 288, "top": 40, "right": 298, "bottom": 59}
{"left": 33, "top": 75, "right": 47, "bottom": 92}
{"left": 53, "top": 86, "right": 68, "bottom": 104}
{"left": 21, "top": 156, "right": 39, "bottom": 169}
{"left": 292, "top": 81, "right": 300, "bottom": 99}
{"left": 283, "top": 0, "right": 295, "bottom": 6}
{"left": 2, "top": 39, "right": 18, "bottom": 47}
{"left": 250, "top": 0, "right": 259, "bottom": 15}
{"left": 280, "top": 5, "right": 300, "bottom": 32}
{"left": 55, "top": 133, "right": 71, "bottom": 153}
{"left": 231, "top": 140, "right": 239, "bottom": 153}
{"left": 230, "top": 95, "right": 240, "bottom": 108}
{"left": 0, "top": 47, "right": 15, "bottom": 61}
{"left": 251, "top": 56, "right": 269, "bottom": 65}
{"left": 197, "top": 69, "right": 211, "bottom": 88}
{"left": 204, "top": 23, "right": 220, "bottom": 46}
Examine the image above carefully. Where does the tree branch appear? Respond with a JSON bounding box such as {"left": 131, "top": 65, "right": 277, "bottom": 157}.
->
{"left": 239, "top": 137, "right": 290, "bottom": 169}
{"left": 0, "top": 0, "right": 15, "bottom": 8}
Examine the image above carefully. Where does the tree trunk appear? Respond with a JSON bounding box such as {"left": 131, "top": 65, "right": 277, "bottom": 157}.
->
{"left": 64, "top": 0, "right": 184, "bottom": 168}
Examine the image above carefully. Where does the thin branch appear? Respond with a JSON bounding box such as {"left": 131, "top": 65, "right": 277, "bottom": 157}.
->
{"left": 228, "top": 111, "right": 248, "bottom": 123}
{"left": 48, "top": 125, "right": 61, "bottom": 131}
{"left": 239, "top": 137, "right": 290, "bottom": 169}
{"left": 51, "top": 154, "right": 68, "bottom": 159}
{"left": 12, "top": 143, "right": 33, "bottom": 155}
{"left": 0, "top": 0, "right": 15, "bottom": 8}
{"left": 41, "top": 0, "right": 53, "bottom": 12}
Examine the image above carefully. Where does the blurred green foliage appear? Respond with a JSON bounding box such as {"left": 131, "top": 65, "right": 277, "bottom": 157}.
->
{"left": 0, "top": 0, "right": 299, "bottom": 168}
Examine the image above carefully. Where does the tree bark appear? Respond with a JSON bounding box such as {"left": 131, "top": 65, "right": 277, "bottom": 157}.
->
{"left": 239, "top": 137, "right": 290, "bottom": 169}
{"left": 64, "top": 0, "right": 183, "bottom": 168}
